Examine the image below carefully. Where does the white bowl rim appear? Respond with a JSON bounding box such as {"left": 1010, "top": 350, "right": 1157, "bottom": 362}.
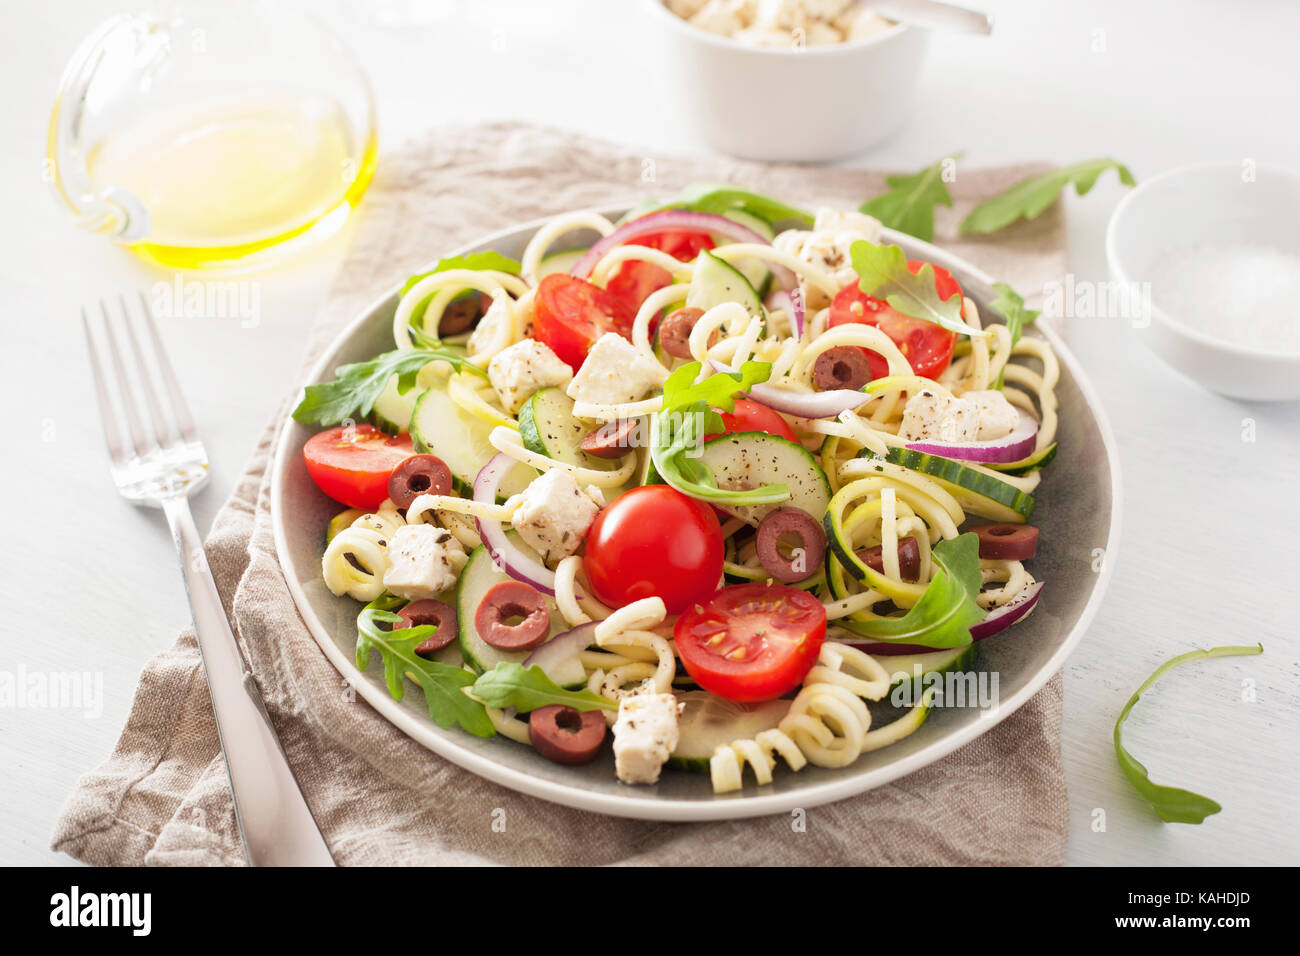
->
{"left": 642, "top": 0, "right": 911, "bottom": 56}
{"left": 1105, "top": 159, "right": 1300, "bottom": 363}
{"left": 270, "top": 205, "right": 1124, "bottom": 822}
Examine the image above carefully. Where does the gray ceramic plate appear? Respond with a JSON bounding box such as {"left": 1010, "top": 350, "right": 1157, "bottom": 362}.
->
{"left": 270, "top": 208, "right": 1122, "bottom": 821}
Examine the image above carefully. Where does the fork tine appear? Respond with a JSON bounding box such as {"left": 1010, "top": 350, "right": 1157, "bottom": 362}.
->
{"left": 137, "top": 290, "right": 198, "bottom": 443}
{"left": 100, "top": 298, "right": 155, "bottom": 458}
{"left": 82, "top": 307, "right": 129, "bottom": 468}
{"left": 120, "top": 294, "right": 174, "bottom": 449}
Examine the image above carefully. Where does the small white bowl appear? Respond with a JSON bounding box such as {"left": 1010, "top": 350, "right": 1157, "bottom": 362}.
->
{"left": 644, "top": 0, "right": 928, "bottom": 162}
{"left": 1106, "top": 161, "right": 1300, "bottom": 402}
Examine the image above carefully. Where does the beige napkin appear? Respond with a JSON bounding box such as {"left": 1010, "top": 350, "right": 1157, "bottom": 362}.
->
{"left": 51, "top": 123, "right": 1069, "bottom": 866}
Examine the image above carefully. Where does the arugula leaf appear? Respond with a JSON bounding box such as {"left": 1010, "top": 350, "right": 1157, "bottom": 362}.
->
{"left": 849, "top": 240, "right": 988, "bottom": 338}
{"left": 988, "top": 283, "right": 1041, "bottom": 387}
{"left": 292, "top": 347, "right": 485, "bottom": 426}
{"left": 639, "top": 183, "right": 814, "bottom": 228}
{"left": 650, "top": 361, "right": 791, "bottom": 506}
{"left": 1114, "top": 643, "right": 1263, "bottom": 824}
{"left": 852, "top": 533, "right": 986, "bottom": 649}
{"left": 960, "top": 159, "right": 1135, "bottom": 235}
{"left": 859, "top": 154, "right": 959, "bottom": 242}
{"left": 355, "top": 598, "right": 495, "bottom": 738}
{"left": 471, "top": 663, "right": 616, "bottom": 714}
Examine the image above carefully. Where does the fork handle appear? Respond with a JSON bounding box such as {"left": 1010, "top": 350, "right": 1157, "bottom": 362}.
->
{"left": 163, "top": 496, "right": 335, "bottom": 867}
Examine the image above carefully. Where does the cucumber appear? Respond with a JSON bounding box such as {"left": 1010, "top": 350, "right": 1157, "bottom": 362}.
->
{"left": 721, "top": 210, "right": 774, "bottom": 297}
{"left": 410, "top": 383, "right": 535, "bottom": 498}
{"left": 455, "top": 540, "right": 586, "bottom": 688}
{"left": 986, "top": 442, "right": 1058, "bottom": 476}
{"left": 668, "top": 691, "right": 792, "bottom": 772}
{"left": 325, "top": 508, "right": 365, "bottom": 546}
{"left": 537, "top": 248, "right": 586, "bottom": 279}
{"left": 686, "top": 249, "right": 765, "bottom": 323}
{"left": 878, "top": 644, "right": 978, "bottom": 693}
{"left": 517, "top": 388, "right": 620, "bottom": 472}
{"left": 872, "top": 448, "right": 1036, "bottom": 523}
{"left": 372, "top": 375, "right": 423, "bottom": 435}
{"left": 697, "top": 431, "right": 831, "bottom": 525}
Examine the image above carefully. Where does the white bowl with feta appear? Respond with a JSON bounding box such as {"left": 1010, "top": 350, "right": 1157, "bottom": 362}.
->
{"left": 646, "top": 0, "right": 928, "bottom": 161}
{"left": 1106, "top": 161, "right": 1300, "bottom": 402}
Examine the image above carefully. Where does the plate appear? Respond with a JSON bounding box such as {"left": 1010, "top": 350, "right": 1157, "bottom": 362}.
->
{"left": 270, "top": 207, "right": 1122, "bottom": 821}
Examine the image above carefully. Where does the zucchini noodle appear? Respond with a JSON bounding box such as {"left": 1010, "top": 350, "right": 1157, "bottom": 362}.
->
{"left": 554, "top": 555, "right": 614, "bottom": 626}
{"left": 489, "top": 427, "right": 638, "bottom": 487}
{"left": 519, "top": 210, "right": 616, "bottom": 282}
{"left": 590, "top": 244, "right": 694, "bottom": 288}
{"left": 321, "top": 501, "right": 404, "bottom": 602}
{"left": 392, "top": 269, "right": 526, "bottom": 350}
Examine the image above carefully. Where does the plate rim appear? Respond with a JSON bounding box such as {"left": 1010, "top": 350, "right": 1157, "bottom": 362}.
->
{"left": 269, "top": 205, "right": 1124, "bottom": 821}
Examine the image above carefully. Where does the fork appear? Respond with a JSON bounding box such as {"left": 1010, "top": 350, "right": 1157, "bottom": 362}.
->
{"left": 83, "top": 292, "right": 334, "bottom": 867}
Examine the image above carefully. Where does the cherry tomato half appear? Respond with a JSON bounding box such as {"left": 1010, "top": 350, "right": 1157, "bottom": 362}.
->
{"left": 827, "top": 261, "right": 961, "bottom": 381}
{"left": 533, "top": 273, "right": 635, "bottom": 372}
{"left": 303, "top": 425, "right": 415, "bottom": 510}
{"left": 674, "top": 582, "right": 827, "bottom": 703}
{"left": 582, "top": 485, "right": 724, "bottom": 615}
{"left": 706, "top": 398, "right": 798, "bottom": 443}
{"left": 605, "top": 229, "right": 716, "bottom": 324}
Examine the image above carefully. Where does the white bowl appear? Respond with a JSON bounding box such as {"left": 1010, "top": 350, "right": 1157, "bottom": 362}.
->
{"left": 644, "top": 1, "right": 928, "bottom": 162}
{"left": 1106, "top": 161, "right": 1300, "bottom": 402}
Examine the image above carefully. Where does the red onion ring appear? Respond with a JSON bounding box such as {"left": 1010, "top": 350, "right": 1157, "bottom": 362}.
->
{"left": 764, "top": 288, "right": 806, "bottom": 340}
{"left": 844, "top": 581, "right": 1044, "bottom": 654}
{"left": 473, "top": 452, "right": 556, "bottom": 595}
{"left": 905, "top": 409, "right": 1040, "bottom": 464}
{"left": 571, "top": 210, "right": 795, "bottom": 290}
{"left": 524, "top": 621, "right": 598, "bottom": 674}
{"left": 708, "top": 360, "right": 869, "bottom": 419}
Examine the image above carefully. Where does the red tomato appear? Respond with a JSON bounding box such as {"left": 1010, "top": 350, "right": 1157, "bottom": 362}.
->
{"left": 674, "top": 582, "right": 827, "bottom": 702}
{"left": 582, "top": 485, "right": 724, "bottom": 615}
{"left": 303, "top": 425, "right": 415, "bottom": 510}
{"left": 605, "top": 229, "right": 716, "bottom": 320}
{"left": 827, "top": 260, "right": 961, "bottom": 380}
{"left": 706, "top": 398, "right": 798, "bottom": 443}
{"left": 533, "top": 274, "right": 635, "bottom": 372}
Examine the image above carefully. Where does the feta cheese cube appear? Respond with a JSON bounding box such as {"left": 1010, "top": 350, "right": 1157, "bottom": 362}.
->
{"left": 774, "top": 207, "right": 883, "bottom": 310}
{"left": 467, "top": 295, "right": 512, "bottom": 359}
{"left": 689, "top": 0, "right": 744, "bottom": 36}
{"left": 964, "top": 389, "right": 1021, "bottom": 441}
{"left": 612, "top": 693, "right": 682, "bottom": 785}
{"left": 510, "top": 469, "right": 601, "bottom": 565}
{"left": 898, "top": 389, "right": 981, "bottom": 443}
{"left": 487, "top": 339, "right": 572, "bottom": 414}
{"left": 564, "top": 333, "right": 668, "bottom": 407}
{"left": 382, "top": 524, "right": 467, "bottom": 601}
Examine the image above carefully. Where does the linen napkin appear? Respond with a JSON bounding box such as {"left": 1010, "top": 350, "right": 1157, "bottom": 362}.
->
{"left": 51, "top": 122, "right": 1069, "bottom": 866}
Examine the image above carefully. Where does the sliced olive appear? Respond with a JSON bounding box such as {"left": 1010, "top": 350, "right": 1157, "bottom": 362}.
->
{"left": 658, "top": 306, "right": 706, "bottom": 359}
{"left": 755, "top": 508, "right": 827, "bottom": 583}
{"left": 971, "top": 523, "right": 1039, "bottom": 561}
{"left": 812, "top": 346, "right": 873, "bottom": 391}
{"left": 388, "top": 454, "right": 453, "bottom": 510}
{"left": 856, "top": 537, "right": 921, "bottom": 582}
{"left": 578, "top": 419, "right": 639, "bottom": 459}
{"left": 529, "top": 705, "right": 607, "bottom": 765}
{"left": 474, "top": 581, "right": 550, "bottom": 651}
{"left": 438, "top": 290, "right": 485, "bottom": 335}
{"left": 397, "top": 599, "right": 458, "bottom": 655}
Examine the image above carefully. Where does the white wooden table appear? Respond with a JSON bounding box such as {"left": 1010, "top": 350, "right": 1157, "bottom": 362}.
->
{"left": 3, "top": 0, "right": 1297, "bottom": 866}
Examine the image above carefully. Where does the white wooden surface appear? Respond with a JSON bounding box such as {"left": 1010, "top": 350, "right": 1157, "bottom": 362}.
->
{"left": 3, "top": 0, "right": 1297, "bottom": 866}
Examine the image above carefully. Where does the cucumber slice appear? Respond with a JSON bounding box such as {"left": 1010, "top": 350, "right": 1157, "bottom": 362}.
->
{"left": 517, "top": 387, "right": 620, "bottom": 472}
{"left": 879, "top": 644, "right": 978, "bottom": 692}
{"left": 721, "top": 210, "right": 774, "bottom": 297}
{"left": 537, "top": 248, "right": 586, "bottom": 279}
{"left": 875, "top": 448, "right": 1036, "bottom": 523}
{"left": 669, "top": 691, "right": 791, "bottom": 772}
{"left": 986, "top": 442, "right": 1058, "bottom": 475}
{"left": 686, "top": 249, "right": 765, "bottom": 323}
{"left": 371, "top": 375, "right": 424, "bottom": 435}
{"left": 698, "top": 431, "right": 831, "bottom": 525}
{"left": 456, "top": 540, "right": 586, "bottom": 688}
{"left": 410, "top": 383, "right": 535, "bottom": 498}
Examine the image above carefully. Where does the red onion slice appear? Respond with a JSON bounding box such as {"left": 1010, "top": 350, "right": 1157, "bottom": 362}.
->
{"left": 571, "top": 210, "right": 795, "bottom": 289}
{"left": 905, "top": 408, "right": 1039, "bottom": 464}
{"left": 473, "top": 452, "right": 556, "bottom": 595}
{"left": 708, "top": 360, "right": 869, "bottom": 419}
{"left": 524, "top": 621, "right": 598, "bottom": 674}
{"left": 764, "top": 288, "right": 805, "bottom": 339}
{"left": 844, "top": 581, "right": 1044, "bottom": 653}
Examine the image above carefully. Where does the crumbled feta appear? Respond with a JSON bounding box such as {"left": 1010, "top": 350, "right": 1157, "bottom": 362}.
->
{"left": 898, "top": 390, "right": 981, "bottom": 443}
{"left": 510, "top": 469, "right": 601, "bottom": 565}
{"left": 487, "top": 339, "right": 572, "bottom": 414}
{"left": 774, "top": 207, "right": 884, "bottom": 310}
{"left": 467, "top": 295, "right": 511, "bottom": 358}
{"left": 674, "top": 0, "right": 890, "bottom": 46}
{"left": 612, "top": 693, "right": 682, "bottom": 785}
{"left": 564, "top": 333, "right": 668, "bottom": 407}
{"left": 689, "top": 0, "right": 745, "bottom": 35}
{"left": 834, "top": 6, "right": 893, "bottom": 40}
{"left": 666, "top": 0, "right": 710, "bottom": 19}
{"left": 963, "top": 389, "right": 1020, "bottom": 441}
{"left": 803, "top": 18, "right": 843, "bottom": 44}
{"left": 382, "top": 524, "right": 467, "bottom": 600}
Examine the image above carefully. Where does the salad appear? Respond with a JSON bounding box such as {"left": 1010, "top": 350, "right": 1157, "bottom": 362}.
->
{"left": 292, "top": 185, "right": 1058, "bottom": 794}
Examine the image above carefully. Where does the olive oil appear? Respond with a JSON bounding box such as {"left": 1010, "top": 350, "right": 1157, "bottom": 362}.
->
{"left": 86, "top": 95, "right": 375, "bottom": 269}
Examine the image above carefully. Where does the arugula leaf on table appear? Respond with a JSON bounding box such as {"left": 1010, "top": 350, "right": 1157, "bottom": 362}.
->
{"left": 960, "top": 159, "right": 1135, "bottom": 235}
{"left": 1114, "top": 643, "right": 1263, "bottom": 824}
{"left": 471, "top": 663, "right": 617, "bottom": 715}
{"left": 401, "top": 250, "right": 522, "bottom": 337}
{"left": 649, "top": 361, "right": 791, "bottom": 506}
{"left": 988, "top": 282, "right": 1041, "bottom": 387}
{"left": 851, "top": 532, "right": 986, "bottom": 649}
{"left": 637, "top": 183, "right": 815, "bottom": 229}
{"left": 859, "top": 154, "right": 960, "bottom": 242}
{"left": 355, "top": 597, "right": 495, "bottom": 738}
{"left": 850, "top": 240, "right": 988, "bottom": 338}
{"left": 292, "top": 346, "right": 485, "bottom": 426}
